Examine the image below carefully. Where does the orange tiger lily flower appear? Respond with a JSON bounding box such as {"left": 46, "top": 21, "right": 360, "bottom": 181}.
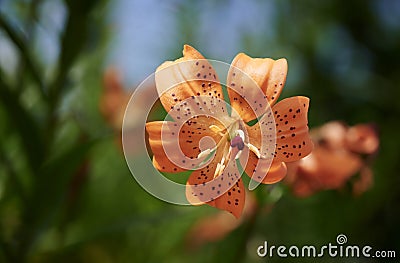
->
{"left": 286, "top": 121, "right": 379, "bottom": 197}
{"left": 146, "top": 45, "right": 313, "bottom": 218}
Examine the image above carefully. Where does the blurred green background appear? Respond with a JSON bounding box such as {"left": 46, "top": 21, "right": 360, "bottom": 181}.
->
{"left": 0, "top": 0, "right": 399, "bottom": 262}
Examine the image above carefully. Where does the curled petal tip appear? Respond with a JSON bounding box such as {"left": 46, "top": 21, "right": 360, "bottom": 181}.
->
{"left": 183, "top": 44, "right": 194, "bottom": 52}
{"left": 182, "top": 44, "right": 203, "bottom": 59}
{"left": 277, "top": 57, "right": 288, "bottom": 65}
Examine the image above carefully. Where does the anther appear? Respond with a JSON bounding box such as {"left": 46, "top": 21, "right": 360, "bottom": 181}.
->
{"left": 197, "top": 147, "right": 216, "bottom": 159}
{"left": 247, "top": 143, "right": 261, "bottom": 158}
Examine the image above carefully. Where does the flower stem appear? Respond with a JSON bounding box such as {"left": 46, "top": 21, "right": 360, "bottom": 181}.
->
{"left": 232, "top": 204, "right": 261, "bottom": 263}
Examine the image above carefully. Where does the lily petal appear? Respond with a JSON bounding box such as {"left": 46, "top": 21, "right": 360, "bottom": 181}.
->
{"left": 260, "top": 161, "right": 287, "bottom": 184}
{"left": 345, "top": 124, "right": 379, "bottom": 154}
{"left": 214, "top": 176, "right": 245, "bottom": 218}
{"left": 146, "top": 118, "right": 223, "bottom": 172}
{"left": 227, "top": 53, "right": 287, "bottom": 122}
{"left": 146, "top": 121, "right": 186, "bottom": 173}
{"left": 186, "top": 143, "right": 226, "bottom": 207}
{"left": 273, "top": 96, "right": 313, "bottom": 162}
{"left": 243, "top": 151, "right": 287, "bottom": 184}
{"left": 155, "top": 45, "right": 228, "bottom": 122}
{"left": 186, "top": 145, "right": 245, "bottom": 218}
{"left": 291, "top": 147, "right": 362, "bottom": 196}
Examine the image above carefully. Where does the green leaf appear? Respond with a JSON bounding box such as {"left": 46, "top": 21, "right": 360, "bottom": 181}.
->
{"left": 0, "top": 79, "right": 45, "bottom": 172}
{"left": 24, "top": 139, "right": 97, "bottom": 249}
{"left": 0, "top": 14, "right": 47, "bottom": 100}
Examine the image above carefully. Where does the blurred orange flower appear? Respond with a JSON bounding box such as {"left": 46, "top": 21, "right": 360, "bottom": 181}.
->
{"left": 100, "top": 67, "right": 130, "bottom": 130}
{"left": 186, "top": 191, "right": 258, "bottom": 250}
{"left": 286, "top": 121, "right": 379, "bottom": 197}
{"left": 146, "top": 45, "right": 313, "bottom": 218}
{"left": 100, "top": 67, "right": 157, "bottom": 151}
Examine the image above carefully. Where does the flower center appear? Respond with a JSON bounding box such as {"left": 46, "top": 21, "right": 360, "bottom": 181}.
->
{"left": 230, "top": 135, "right": 245, "bottom": 151}
{"left": 197, "top": 121, "right": 261, "bottom": 179}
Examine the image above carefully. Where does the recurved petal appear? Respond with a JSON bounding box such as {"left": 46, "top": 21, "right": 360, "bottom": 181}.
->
{"left": 288, "top": 147, "right": 363, "bottom": 197}
{"left": 265, "top": 58, "right": 288, "bottom": 106}
{"left": 345, "top": 124, "right": 379, "bottom": 154}
{"left": 313, "top": 121, "right": 348, "bottom": 150}
{"left": 214, "top": 177, "right": 245, "bottom": 218}
{"left": 227, "top": 53, "right": 287, "bottom": 122}
{"left": 312, "top": 148, "right": 362, "bottom": 188}
{"left": 244, "top": 152, "right": 287, "bottom": 184}
{"left": 185, "top": 144, "right": 226, "bottom": 208}
{"left": 186, "top": 145, "right": 245, "bottom": 218}
{"left": 146, "top": 121, "right": 186, "bottom": 173}
{"left": 146, "top": 119, "right": 222, "bottom": 172}
{"left": 155, "top": 45, "right": 227, "bottom": 121}
{"left": 273, "top": 96, "right": 313, "bottom": 162}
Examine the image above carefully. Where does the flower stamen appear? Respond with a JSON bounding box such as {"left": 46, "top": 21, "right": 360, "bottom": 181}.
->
{"left": 214, "top": 156, "right": 226, "bottom": 178}
{"left": 247, "top": 143, "right": 261, "bottom": 158}
{"left": 235, "top": 150, "right": 242, "bottom": 160}
{"left": 236, "top": 129, "right": 245, "bottom": 141}
{"left": 209, "top": 124, "right": 222, "bottom": 133}
{"left": 231, "top": 133, "right": 245, "bottom": 160}
{"left": 197, "top": 147, "right": 215, "bottom": 159}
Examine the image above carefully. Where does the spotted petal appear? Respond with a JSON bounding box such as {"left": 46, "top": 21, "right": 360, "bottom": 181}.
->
{"left": 155, "top": 45, "right": 229, "bottom": 123}
{"left": 146, "top": 118, "right": 223, "bottom": 172}
{"left": 227, "top": 53, "right": 288, "bottom": 122}
{"left": 146, "top": 121, "right": 186, "bottom": 173}
{"left": 186, "top": 145, "right": 245, "bottom": 218}
{"left": 272, "top": 96, "right": 313, "bottom": 162}
{"left": 243, "top": 151, "right": 287, "bottom": 184}
{"left": 213, "top": 176, "right": 245, "bottom": 218}
{"left": 186, "top": 144, "right": 226, "bottom": 207}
